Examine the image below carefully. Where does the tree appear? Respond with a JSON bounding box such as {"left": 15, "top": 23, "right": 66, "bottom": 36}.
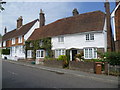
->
{"left": 0, "top": 0, "right": 6, "bottom": 12}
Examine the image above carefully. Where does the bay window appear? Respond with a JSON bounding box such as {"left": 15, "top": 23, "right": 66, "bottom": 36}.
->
{"left": 55, "top": 49, "right": 66, "bottom": 58}
{"left": 36, "top": 50, "right": 45, "bottom": 58}
{"left": 84, "top": 48, "right": 97, "bottom": 59}
{"left": 27, "top": 50, "right": 33, "bottom": 58}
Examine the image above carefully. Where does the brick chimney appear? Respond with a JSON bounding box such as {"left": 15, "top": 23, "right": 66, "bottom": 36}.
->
{"left": 17, "top": 16, "right": 23, "bottom": 29}
{"left": 4, "top": 26, "right": 7, "bottom": 34}
{"left": 72, "top": 8, "right": 79, "bottom": 16}
{"left": 39, "top": 9, "right": 45, "bottom": 27}
{"left": 104, "top": 0, "right": 114, "bottom": 52}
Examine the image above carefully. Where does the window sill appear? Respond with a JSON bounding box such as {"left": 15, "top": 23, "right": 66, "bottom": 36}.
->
{"left": 58, "top": 42, "right": 64, "bottom": 44}
{"left": 86, "top": 40, "right": 94, "bottom": 42}
{"left": 36, "top": 57, "right": 44, "bottom": 59}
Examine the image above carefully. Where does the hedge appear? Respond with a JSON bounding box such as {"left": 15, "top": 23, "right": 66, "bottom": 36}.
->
{"left": 2, "top": 48, "right": 10, "bottom": 55}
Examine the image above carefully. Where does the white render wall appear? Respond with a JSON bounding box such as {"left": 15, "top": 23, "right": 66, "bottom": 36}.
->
{"left": 52, "top": 31, "right": 106, "bottom": 50}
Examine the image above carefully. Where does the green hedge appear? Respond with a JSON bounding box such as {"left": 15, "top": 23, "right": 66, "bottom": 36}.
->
{"left": 105, "top": 52, "right": 120, "bottom": 66}
{"left": 2, "top": 48, "right": 10, "bottom": 55}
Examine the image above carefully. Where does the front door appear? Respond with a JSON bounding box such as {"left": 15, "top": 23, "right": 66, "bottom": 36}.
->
{"left": 72, "top": 50, "right": 77, "bottom": 61}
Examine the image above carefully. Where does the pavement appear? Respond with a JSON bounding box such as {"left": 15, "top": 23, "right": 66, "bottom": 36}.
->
{"left": 2, "top": 59, "right": 119, "bottom": 85}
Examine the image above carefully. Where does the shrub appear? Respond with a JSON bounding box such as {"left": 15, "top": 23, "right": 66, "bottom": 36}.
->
{"left": 2, "top": 48, "right": 10, "bottom": 55}
{"left": 57, "top": 55, "right": 68, "bottom": 68}
{"left": 104, "top": 52, "right": 120, "bottom": 66}
{"left": 58, "top": 55, "right": 67, "bottom": 61}
{"left": 44, "top": 56, "right": 56, "bottom": 60}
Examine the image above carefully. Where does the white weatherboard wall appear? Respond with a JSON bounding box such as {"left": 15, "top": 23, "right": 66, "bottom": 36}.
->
{"left": 24, "top": 20, "right": 39, "bottom": 41}
{"left": 52, "top": 31, "right": 106, "bottom": 50}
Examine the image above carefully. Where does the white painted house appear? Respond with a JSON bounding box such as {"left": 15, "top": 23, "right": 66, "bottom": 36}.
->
{"left": 28, "top": 10, "right": 108, "bottom": 61}
{"left": 1, "top": 16, "right": 39, "bottom": 61}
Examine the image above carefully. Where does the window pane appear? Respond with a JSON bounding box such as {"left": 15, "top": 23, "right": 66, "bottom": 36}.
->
{"left": 86, "top": 34, "right": 89, "bottom": 40}
{"left": 89, "top": 48, "right": 92, "bottom": 58}
{"left": 94, "top": 48, "right": 97, "bottom": 58}
{"left": 85, "top": 49, "right": 88, "bottom": 58}
{"left": 90, "top": 34, "right": 94, "bottom": 40}
{"left": 58, "top": 36, "right": 64, "bottom": 42}
{"left": 41, "top": 51, "right": 44, "bottom": 57}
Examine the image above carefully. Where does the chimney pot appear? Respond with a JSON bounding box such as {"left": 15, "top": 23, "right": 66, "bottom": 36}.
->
{"left": 4, "top": 26, "right": 7, "bottom": 34}
{"left": 72, "top": 8, "right": 79, "bottom": 16}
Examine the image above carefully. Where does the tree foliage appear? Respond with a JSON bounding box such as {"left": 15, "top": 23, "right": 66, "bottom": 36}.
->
{"left": 0, "top": 0, "right": 6, "bottom": 12}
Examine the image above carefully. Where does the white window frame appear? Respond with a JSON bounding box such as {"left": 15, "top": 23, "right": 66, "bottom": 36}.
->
{"left": 58, "top": 36, "right": 64, "bottom": 43}
{"left": 12, "top": 46, "right": 16, "bottom": 53}
{"left": 36, "top": 50, "right": 45, "bottom": 58}
{"left": 19, "top": 45, "right": 23, "bottom": 53}
{"left": 30, "top": 43, "right": 33, "bottom": 47}
{"left": 84, "top": 48, "right": 97, "bottom": 59}
{"left": 0, "top": 42, "right": 2, "bottom": 47}
{"left": 27, "top": 50, "right": 33, "bottom": 58}
{"left": 39, "top": 40, "right": 43, "bottom": 47}
{"left": 55, "top": 49, "right": 66, "bottom": 58}
{"left": 12, "top": 38, "right": 15, "bottom": 45}
{"left": 86, "top": 34, "right": 94, "bottom": 41}
{"left": 3, "top": 41, "right": 6, "bottom": 47}
{"left": 18, "top": 36, "right": 22, "bottom": 43}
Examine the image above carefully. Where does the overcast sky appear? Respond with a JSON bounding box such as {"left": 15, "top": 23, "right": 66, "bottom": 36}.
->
{"left": 0, "top": 1, "right": 116, "bottom": 35}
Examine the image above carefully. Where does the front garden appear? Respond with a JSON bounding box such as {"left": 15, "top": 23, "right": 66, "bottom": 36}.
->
{"left": 43, "top": 51, "right": 120, "bottom": 76}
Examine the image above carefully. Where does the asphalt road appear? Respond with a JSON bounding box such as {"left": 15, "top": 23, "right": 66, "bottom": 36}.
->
{"left": 2, "top": 61, "right": 118, "bottom": 88}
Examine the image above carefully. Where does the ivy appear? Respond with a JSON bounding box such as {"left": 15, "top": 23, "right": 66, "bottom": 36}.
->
{"left": 25, "top": 37, "right": 52, "bottom": 59}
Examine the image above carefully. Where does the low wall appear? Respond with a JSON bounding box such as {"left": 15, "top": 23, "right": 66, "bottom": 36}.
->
{"left": 44, "top": 60, "right": 63, "bottom": 68}
{"left": 69, "top": 61, "right": 95, "bottom": 73}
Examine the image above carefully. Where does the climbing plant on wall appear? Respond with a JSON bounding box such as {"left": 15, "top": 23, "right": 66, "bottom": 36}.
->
{"left": 25, "top": 37, "right": 52, "bottom": 59}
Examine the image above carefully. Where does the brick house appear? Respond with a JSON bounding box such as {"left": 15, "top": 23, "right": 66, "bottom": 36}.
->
{"left": 111, "top": 0, "right": 120, "bottom": 52}
{"left": 1, "top": 16, "right": 39, "bottom": 60}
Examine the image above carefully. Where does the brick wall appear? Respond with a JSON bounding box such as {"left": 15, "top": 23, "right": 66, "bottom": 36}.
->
{"left": 115, "top": 4, "right": 120, "bottom": 52}
{"left": 44, "top": 60, "right": 63, "bottom": 68}
{"left": 69, "top": 61, "right": 95, "bottom": 73}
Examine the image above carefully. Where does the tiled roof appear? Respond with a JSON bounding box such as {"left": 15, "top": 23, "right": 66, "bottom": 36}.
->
{"left": 2, "top": 19, "right": 38, "bottom": 41}
{"left": 28, "top": 10, "right": 105, "bottom": 41}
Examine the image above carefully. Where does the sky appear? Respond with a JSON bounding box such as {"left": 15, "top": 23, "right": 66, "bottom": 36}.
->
{"left": 0, "top": 1, "right": 116, "bottom": 35}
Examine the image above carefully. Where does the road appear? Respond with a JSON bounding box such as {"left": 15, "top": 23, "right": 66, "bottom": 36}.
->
{"left": 2, "top": 61, "right": 118, "bottom": 88}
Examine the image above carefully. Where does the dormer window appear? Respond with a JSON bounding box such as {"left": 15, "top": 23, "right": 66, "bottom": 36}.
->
{"left": 18, "top": 36, "right": 22, "bottom": 43}
{"left": 12, "top": 38, "right": 15, "bottom": 45}
{"left": 86, "top": 34, "right": 94, "bottom": 41}
{"left": 58, "top": 36, "right": 64, "bottom": 42}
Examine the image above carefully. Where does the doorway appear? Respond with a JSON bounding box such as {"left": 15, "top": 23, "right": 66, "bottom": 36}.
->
{"left": 72, "top": 50, "right": 77, "bottom": 61}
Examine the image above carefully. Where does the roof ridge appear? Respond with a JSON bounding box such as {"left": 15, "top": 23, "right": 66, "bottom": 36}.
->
{"left": 4, "top": 19, "right": 38, "bottom": 34}
{"left": 38, "top": 10, "right": 104, "bottom": 29}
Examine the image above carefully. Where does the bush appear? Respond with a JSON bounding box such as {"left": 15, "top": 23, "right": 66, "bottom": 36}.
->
{"left": 57, "top": 55, "right": 67, "bottom": 61}
{"left": 57, "top": 55, "right": 68, "bottom": 68}
{"left": 105, "top": 52, "right": 120, "bottom": 66}
{"left": 2, "top": 48, "right": 10, "bottom": 55}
